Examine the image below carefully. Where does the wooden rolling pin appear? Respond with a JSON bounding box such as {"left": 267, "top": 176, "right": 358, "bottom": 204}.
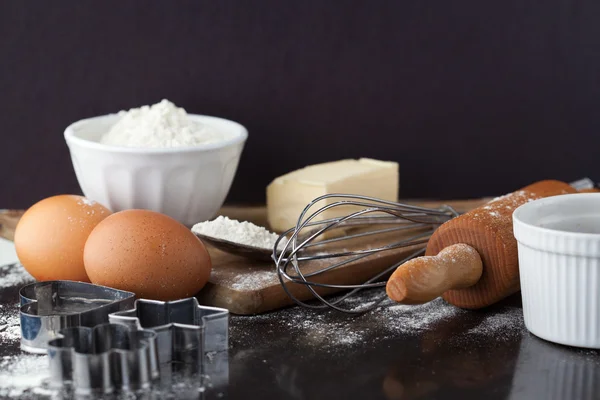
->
{"left": 386, "top": 180, "right": 581, "bottom": 309}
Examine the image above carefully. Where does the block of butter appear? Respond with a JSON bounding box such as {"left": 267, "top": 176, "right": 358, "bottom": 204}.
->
{"left": 266, "top": 158, "right": 399, "bottom": 232}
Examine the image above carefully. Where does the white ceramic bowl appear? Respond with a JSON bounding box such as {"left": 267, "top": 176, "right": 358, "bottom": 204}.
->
{"left": 64, "top": 114, "right": 247, "bottom": 226}
{"left": 513, "top": 193, "right": 600, "bottom": 348}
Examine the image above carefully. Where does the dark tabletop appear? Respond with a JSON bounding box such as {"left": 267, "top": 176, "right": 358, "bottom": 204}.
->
{"left": 1, "top": 278, "right": 600, "bottom": 400}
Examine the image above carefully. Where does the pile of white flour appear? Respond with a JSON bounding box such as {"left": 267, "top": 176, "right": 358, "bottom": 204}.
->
{"left": 100, "top": 99, "right": 227, "bottom": 148}
{"left": 192, "top": 216, "right": 283, "bottom": 250}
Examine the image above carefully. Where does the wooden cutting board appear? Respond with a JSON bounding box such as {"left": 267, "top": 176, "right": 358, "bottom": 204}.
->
{"left": 0, "top": 199, "right": 488, "bottom": 315}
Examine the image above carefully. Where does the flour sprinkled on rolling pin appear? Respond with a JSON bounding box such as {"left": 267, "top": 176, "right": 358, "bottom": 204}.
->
{"left": 386, "top": 180, "right": 588, "bottom": 309}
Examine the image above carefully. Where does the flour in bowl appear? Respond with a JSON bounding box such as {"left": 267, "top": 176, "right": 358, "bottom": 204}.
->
{"left": 100, "top": 99, "right": 228, "bottom": 148}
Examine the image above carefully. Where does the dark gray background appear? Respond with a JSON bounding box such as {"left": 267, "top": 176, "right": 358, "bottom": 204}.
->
{"left": 1, "top": 1, "right": 598, "bottom": 208}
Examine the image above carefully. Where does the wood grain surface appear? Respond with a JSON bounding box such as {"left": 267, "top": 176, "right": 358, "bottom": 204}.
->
{"left": 428, "top": 180, "right": 577, "bottom": 309}
{"left": 0, "top": 210, "right": 24, "bottom": 241}
{"left": 210, "top": 200, "right": 489, "bottom": 314}
{"left": 1, "top": 199, "right": 488, "bottom": 314}
{"left": 386, "top": 243, "right": 483, "bottom": 305}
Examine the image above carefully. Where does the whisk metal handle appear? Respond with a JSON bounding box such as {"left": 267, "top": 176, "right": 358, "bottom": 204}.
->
{"left": 386, "top": 244, "right": 483, "bottom": 304}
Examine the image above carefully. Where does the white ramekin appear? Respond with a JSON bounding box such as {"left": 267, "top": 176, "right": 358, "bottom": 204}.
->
{"left": 513, "top": 193, "right": 600, "bottom": 348}
{"left": 64, "top": 114, "right": 247, "bottom": 226}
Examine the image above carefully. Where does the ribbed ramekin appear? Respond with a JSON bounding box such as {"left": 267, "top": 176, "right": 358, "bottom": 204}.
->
{"left": 513, "top": 193, "right": 600, "bottom": 348}
{"left": 64, "top": 114, "right": 247, "bottom": 226}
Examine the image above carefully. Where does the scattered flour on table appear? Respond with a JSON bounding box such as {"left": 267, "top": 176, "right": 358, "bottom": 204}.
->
{"left": 0, "top": 307, "right": 21, "bottom": 342}
{"left": 0, "top": 353, "right": 53, "bottom": 398}
{"left": 231, "top": 289, "right": 526, "bottom": 349}
{"left": 0, "top": 263, "right": 34, "bottom": 290}
{"left": 0, "top": 264, "right": 24, "bottom": 351}
{"left": 100, "top": 99, "right": 228, "bottom": 148}
{"left": 193, "top": 215, "right": 284, "bottom": 250}
{"left": 462, "top": 308, "right": 524, "bottom": 339}
{"left": 0, "top": 263, "right": 49, "bottom": 397}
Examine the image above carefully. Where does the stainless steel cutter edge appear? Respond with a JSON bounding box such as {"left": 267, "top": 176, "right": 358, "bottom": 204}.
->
{"left": 109, "top": 297, "right": 229, "bottom": 369}
{"left": 47, "top": 322, "right": 159, "bottom": 394}
{"left": 19, "top": 280, "right": 136, "bottom": 353}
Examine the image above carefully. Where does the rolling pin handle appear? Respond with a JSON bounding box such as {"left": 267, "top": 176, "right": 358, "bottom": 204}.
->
{"left": 386, "top": 244, "right": 483, "bottom": 304}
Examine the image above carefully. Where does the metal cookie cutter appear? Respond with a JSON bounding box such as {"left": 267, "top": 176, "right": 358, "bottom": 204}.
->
{"left": 19, "top": 280, "right": 136, "bottom": 353}
{"left": 47, "top": 323, "right": 159, "bottom": 394}
{"left": 109, "top": 297, "right": 229, "bottom": 372}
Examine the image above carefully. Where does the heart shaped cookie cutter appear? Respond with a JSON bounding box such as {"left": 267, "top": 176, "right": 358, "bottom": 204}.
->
{"left": 19, "top": 280, "right": 136, "bottom": 353}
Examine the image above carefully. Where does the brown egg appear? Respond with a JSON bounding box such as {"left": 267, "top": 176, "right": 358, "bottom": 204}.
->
{"left": 14, "top": 195, "right": 112, "bottom": 282}
{"left": 84, "top": 209, "right": 211, "bottom": 300}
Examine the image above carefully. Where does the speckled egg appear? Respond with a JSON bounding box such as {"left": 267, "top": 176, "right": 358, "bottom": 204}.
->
{"left": 83, "top": 209, "right": 211, "bottom": 300}
{"left": 14, "top": 195, "right": 112, "bottom": 281}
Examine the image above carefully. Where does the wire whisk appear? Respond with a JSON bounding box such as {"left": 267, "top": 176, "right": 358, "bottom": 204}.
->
{"left": 273, "top": 194, "right": 459, "bottom": 314}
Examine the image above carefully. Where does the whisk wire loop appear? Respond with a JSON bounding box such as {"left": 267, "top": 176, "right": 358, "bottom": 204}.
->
{"left": 273, "top": 194, "right": 458, "bottom": 313}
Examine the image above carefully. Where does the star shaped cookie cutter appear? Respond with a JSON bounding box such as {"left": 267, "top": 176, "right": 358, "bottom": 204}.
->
{"left": 109, "top": 297, "right": 229, "bottom": 372}
{"left": 47, "top": 323, "right": 159, "bottom": 394}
